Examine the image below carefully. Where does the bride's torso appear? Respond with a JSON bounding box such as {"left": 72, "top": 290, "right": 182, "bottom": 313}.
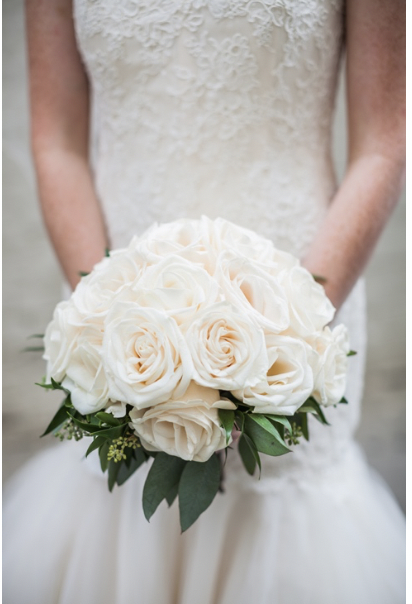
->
{"left": 73, "top": 0, "right": 367, "bottom": 483}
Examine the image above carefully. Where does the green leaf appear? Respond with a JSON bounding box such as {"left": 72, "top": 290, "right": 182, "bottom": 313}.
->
{"left": 27, "top": 333, "right": 44, "bottom": 339}
{"left": 108, "top": 459, "right": 121, "bottom": 492}
{"left": 67, "top": 412, "right": 126, "bottom": 439}
{"left": 300, "top": 412, "right": 309, "bottom": 441}
{"left": 85, "top": 436, "right": 107, "bottom": 458}
{"left": 178, "top": 454, "right": 221, "bottom": 532}
{"left": 339, "top": 396, "right": 348, "bottom": 405}
{"left": 312, "top": 274, "right": 327, "bottom": 284}
{"left": 41, "top": 404, "right": 70, "bottom": 437}
{"left": 116, "top": 448, "right": 148, "bottom": 486}
{"left": 238, "top": 433, "right": 261, "bottom": 476}
{"left": 247, "top": 415, "right": 289, "bottom": 448}
{"left": 297, "top": 398, "right": 329, "bottom": 425}
{"left": 264, "top": 414, "right": 292, "bottom": 432}
{"left": 36, "top": 378, "right": 69, "bottom": 394}
{"left": 78, "top": 271, "right": 89, "bottom": 277}
{"left": 105, "top": 247, "right": 111, "bottom": 257}
{"left": 165, "top": 482, "right": 179, "bottom": 507}
{"left": 143, "top": 454, "right": 187, "bottom": 522}
{"left": 218, "top": 409, "right": 235, "bottom": 445}
{"left": 244, "top": 415, "right": 290, "bottom": 456}
{"left": 99, "top": 441, "right": 110, "bottom": 472}
{"left": 22, "top": 346, "right": 45, "bottom": 352}
{"left": 95, "top": 412, "right": 122, "bottom": 426}
{"left": 234, "top": 410, "right": 245, "bottom": 434}
{"left": 347, "top": 350, "right": 357, "bottom": 357}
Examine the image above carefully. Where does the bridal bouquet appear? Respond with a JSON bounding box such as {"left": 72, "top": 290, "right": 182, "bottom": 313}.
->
{"left": 39, "top": 217, "right": 353, "bottom": 531}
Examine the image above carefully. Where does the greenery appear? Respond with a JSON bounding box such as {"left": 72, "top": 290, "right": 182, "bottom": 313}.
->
{"left": 39, "top": 380, "right": 347, "bottom": 532}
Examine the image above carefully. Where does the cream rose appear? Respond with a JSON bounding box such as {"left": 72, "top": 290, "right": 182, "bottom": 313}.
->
{"left": 61, "top": 324, "right": 110, "bottom": 415}
{"left": 307, "top": 324, "right": 350, "bottom": 407}
{"left": 215, "top": 251, "right": 290, "bottom": 333}
{"left": 71, "top": 248, "right": 149, "bottom": 321}
{"left": 278, "top": 266, "right": 335, "bottom": 337}
{"left": 137, "top": 255, "right": 220, "bottom": 325}
{"left": 233, "top": 334, "right": 313, "bottom": 415}
{"left": 43, "top": 299, "right": 84, "bottom": 383}
{"left": 102, "top": 302, "right": 192, "bottom": 409}
{"left": 132, "top": 218, "right": 213, "bottom": 271}
{"left": 185, "top": 301, "right": 268, "bottom": 390}
{"left": 129, "top": 382, "right": 236, "bottom": 462}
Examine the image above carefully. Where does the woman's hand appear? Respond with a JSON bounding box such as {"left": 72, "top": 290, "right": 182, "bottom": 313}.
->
{"left": 26, "top": 0, "right": 109, "bottom": 289}
{"left": 302, "top": 0, "right": 405, "bottom": 311}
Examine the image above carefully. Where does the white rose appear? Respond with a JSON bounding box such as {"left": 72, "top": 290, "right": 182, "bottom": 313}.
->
{"left": 278, "top": 266, "right": 335, "bottom": 337}
{"left": 132, "top": 218, "right": 213, "bottom": 272}
{"left": 137, "top": 255, "right": 220, "bottom": 325}
{"left": 206, "top": 216, "right": 276, "bottom": 263}
{"left": 61, "top": 324, "right": 110, "bottom": 415}
{"left": 71, "top": 249, "right": 149, "bottom": 321}
{"left": 307, "top": 324, "right": 350, "bottom": 407}
{"left": 185, "top": 302, "right": 268, "bottom": 390}
{"left": 43, "top": 300, "right": 83, "bottom": 383}
{"left": 215, "top": 251, "right": 290, "bottom": 333}
{"left": 102, "top": 302, "right": 193, "bottom": 409}
{"left": 129, "top": 382, "right": 236, "bottom": 462}
{"left": 233, "top": 334, "right": 314, "bottom": 415}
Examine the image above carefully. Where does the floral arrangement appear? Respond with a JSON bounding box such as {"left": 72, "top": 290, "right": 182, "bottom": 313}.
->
{"left": 39, "top": 217, "right": 353, "bottom": 531}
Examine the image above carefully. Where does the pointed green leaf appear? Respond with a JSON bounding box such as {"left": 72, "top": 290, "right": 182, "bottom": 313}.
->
{"left": 300, "top": 412, "right": 309, "bottom": 441}
{"left": 27, "top": 333, "right": 44, "bottom": 339}
{"left": 218, "top": 409, "right": 235, "bottom": 445}
{"left": 264, "top": 414, "right": 292, "bottom": 432}
{"left": 347, "top": 350, "right": 357, "bottom": 357}
{"left": 95, "top": 412, "right": 122, "bottom": 426}
{"left": 248, "top": 414, "right": 289, "bottom": 448}
{"left": 85, "top": 436, "right": 107, "bottom": 458}
{"left": 105, "top": 247, "right": 111, "bottom": 257}
{"left": 165, "top": 481, "right": 179, "bottom": 507}
{"left": 40, "top": 404, "right": 70, "bottom": 437}
{"left": 339, "top": 396, "right": 348, "bottom": 404}
{"left": 244, "top": 415, "right": 290, "bottom": 456}
{"left": 108, "top": 459, "right": 121, "bottom": 492}
{"left": 99, "top": 441, "right": 110, "bottom": 472}
{"left": 143, "top": 454, "right": 187, "bottom": 521}
{"left": 116, "top": 448, "right": 148, "bottom": 486}
{"left": 22, "top": 346, "right": 45, "bottom": 352}
{"left": 238, "top": 433, "right": 261, "bottom": 476}
{"left": 178, "top": 454, "right": 221, "bottom": 532}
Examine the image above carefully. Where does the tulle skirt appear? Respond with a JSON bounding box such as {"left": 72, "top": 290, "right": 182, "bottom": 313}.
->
{"left": 3, "top": 439, "right": 405, "bottom": 604}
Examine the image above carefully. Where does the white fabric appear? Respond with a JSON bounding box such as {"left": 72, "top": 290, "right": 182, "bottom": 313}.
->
{"left": 3, "top": 1, "right": 405, "bottom": 602}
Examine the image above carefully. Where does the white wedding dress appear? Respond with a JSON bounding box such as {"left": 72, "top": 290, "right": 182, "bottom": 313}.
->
{"left": 3, "top": 1, "right": 405, "bottom": 603}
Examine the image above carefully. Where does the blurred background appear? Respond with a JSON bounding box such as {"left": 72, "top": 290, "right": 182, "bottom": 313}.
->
{"left": 2, "top": 0, "right": 405, "bottom": 511}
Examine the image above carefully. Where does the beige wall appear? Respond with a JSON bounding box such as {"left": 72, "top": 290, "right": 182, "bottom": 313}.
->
{"left": 3, "top": 0, "right": 405, "bottom": 510}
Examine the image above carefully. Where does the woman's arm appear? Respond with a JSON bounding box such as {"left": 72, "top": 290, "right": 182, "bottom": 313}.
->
{"left": 26, "top": 0, "right": 108, "bottom": 290}
{"left": 303, "top": 0, "right": 405, "bottom": 311}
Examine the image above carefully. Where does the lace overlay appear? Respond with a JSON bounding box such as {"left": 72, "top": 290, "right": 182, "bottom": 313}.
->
{"left": 73, "top": 0, "right": 367, "bottom": 484}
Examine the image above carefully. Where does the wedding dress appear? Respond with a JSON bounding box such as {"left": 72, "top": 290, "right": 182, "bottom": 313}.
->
{"left": 3, "top": 1, "right": 405, "bottom": 603}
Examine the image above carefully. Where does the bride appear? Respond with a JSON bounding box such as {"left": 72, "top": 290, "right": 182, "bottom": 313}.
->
{"left": 4, "top": 1, "right": 405, "bottom": 603}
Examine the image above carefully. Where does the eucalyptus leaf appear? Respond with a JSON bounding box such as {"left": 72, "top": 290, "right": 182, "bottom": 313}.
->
{"left": 178, "top": 454, "right": 221, "bottom": 532}
{"left": 218, "top": 409, "right": 235, "bottom": 445}
{"left": 244, "top": 415, "right": 290, "bottom": 456}
{"left": 143, "top": 454, "right": 187, "bottom": 521}
{"left": 116, "top": 448, "right": 147, "bottom": 486}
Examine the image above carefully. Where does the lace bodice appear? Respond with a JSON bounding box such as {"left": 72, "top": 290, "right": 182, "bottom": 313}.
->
{"left": 73, "top": 0, "right": 367, "bottom": 484}
{"left": 74, "top": 0, "right": 344, "bottom": 256}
